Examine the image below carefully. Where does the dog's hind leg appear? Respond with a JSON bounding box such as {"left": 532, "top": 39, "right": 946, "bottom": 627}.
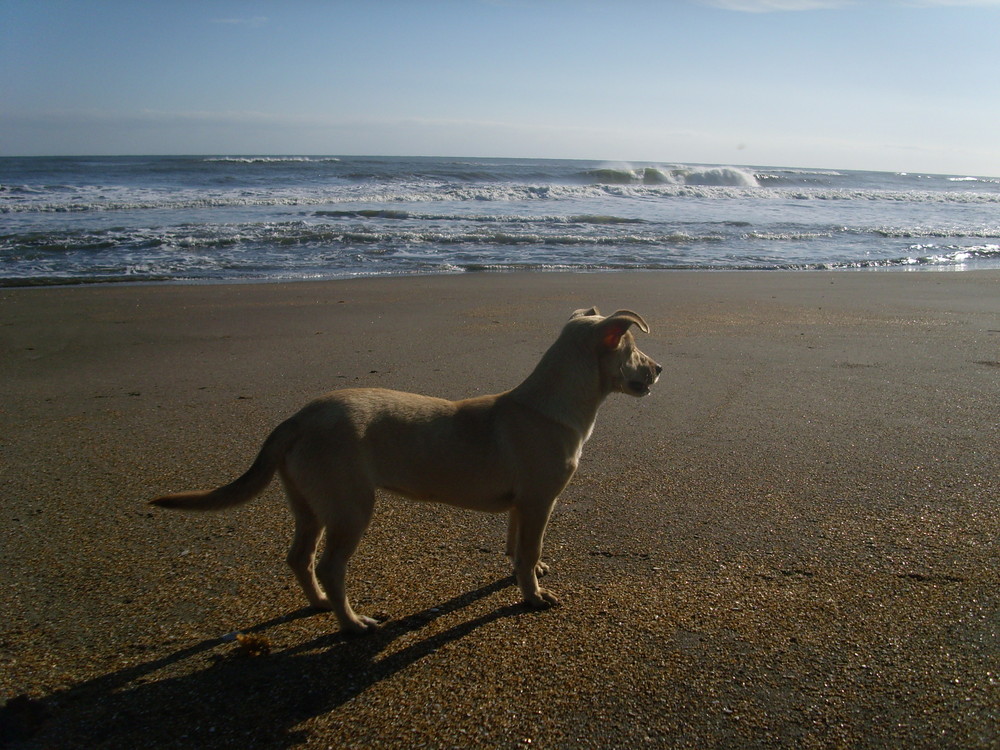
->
{"left": 281, "top": 473, "right": 331, "bottom": 610}
{"left": 313, "top": 486, "right": 379, "bottom": 634}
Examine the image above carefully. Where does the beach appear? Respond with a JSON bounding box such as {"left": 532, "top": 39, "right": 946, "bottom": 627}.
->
{"left": 1, "top": 270, "right": 997, "bottom": 748}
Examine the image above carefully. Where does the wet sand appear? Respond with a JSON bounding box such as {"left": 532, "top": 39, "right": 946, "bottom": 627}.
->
{"left": 1, "top": 271, "right": 998, "bottom": 748}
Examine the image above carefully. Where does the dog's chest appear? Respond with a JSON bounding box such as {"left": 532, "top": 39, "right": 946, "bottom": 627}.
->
{"left": 570, "top": 422, "right": 595, "bottom": 467}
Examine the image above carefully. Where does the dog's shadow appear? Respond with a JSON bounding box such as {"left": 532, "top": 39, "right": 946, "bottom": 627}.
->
{"left": 2, "top": 577, "right": 529, "bottom": 748}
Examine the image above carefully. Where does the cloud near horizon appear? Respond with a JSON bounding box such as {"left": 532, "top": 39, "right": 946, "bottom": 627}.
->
{"left": 700, "top": 0, "right": 1000, "bottom": 9}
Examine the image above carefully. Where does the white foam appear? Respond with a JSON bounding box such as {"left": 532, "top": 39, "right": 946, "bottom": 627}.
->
{"left": 7, "top": 174, "right": 1000, "bottom": 216}
{"left": 203, "top": 156, "right": 341, "bottom": 164}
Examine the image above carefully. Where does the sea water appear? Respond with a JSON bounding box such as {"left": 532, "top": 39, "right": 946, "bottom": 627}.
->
{"left": 2, "top": 155, "right": 999, "bottom": 285}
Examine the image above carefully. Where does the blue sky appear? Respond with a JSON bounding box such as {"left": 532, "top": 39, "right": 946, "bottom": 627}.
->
{"left": 2, "top": 0, "right": 999, "bottom": 175}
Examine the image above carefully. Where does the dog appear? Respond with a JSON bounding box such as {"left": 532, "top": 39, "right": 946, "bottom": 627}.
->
{"left": 150, "top": 307, "right": 661, "bottom": 634}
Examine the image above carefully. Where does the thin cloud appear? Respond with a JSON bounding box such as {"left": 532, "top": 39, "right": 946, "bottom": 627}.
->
{"left": 210, "top": 16, "right": 269, "bottom": 27}
{"left": 698, "top": 0, "right": 855, "bottom": 11}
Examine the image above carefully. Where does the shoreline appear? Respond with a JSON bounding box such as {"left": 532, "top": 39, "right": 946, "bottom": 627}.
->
{"left": 2, "top": 270, "right": 997, "bottom": 747}
{"left": 4, "top": 262, "right": 1000, "bottom": 290}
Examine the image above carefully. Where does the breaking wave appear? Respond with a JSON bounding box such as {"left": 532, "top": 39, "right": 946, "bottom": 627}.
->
{"left": 203, "top": 156, "right": 342, "bottom": 164}
{"left": 582, "top": 165, "right": 761, "bottom": 187}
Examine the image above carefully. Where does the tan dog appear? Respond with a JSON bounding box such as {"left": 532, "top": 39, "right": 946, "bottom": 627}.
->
{"left": 151, "top": 307, "right": 661, "bottom": 634}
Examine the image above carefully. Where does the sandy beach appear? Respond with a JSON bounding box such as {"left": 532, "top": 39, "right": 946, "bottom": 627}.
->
{"left": 1, "top": 270, "right": 997, "bottom": 748}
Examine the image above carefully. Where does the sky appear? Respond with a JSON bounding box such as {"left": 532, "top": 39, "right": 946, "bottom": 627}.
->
{"left": 2, "top": 0, "right": 999, "bottom": 175}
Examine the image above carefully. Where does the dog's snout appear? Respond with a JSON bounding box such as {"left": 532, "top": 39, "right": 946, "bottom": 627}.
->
{"left": 655, "top": 364, "right": 663, "bottom": 375}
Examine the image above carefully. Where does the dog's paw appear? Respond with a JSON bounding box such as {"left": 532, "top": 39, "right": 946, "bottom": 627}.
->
{"left": 525, "top": 588, "right": 561, "bottom": 609}
{"left": 341, "top": 615, "right": 380, "bottom": 636}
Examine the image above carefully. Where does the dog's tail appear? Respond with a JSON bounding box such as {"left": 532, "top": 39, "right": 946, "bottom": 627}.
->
{"left": 149, "top": 417, "right": 298, "bottom": 512}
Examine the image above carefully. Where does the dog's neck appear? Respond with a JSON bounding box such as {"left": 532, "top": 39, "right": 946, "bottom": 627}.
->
{"left": 507, "top": 347, "right": 608, "bottom": 442}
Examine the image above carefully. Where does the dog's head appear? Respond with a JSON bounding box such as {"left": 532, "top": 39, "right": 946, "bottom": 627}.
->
{"left": 570, "top": 307, "right": 662, "bottom": 397}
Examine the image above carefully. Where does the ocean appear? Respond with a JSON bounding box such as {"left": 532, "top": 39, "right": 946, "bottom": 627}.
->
{"left": 2, "top": 155, "right": 999, "bottom": 286}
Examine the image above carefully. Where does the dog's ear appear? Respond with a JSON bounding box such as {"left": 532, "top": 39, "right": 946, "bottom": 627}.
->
{"left": 571, "top": 307, "right": 600, "bottom": 319}
{"left": 597, "top": 310, "right": 650, "bottom": 350}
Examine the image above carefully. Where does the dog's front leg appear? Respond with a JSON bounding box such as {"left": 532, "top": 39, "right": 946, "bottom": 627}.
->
{"left": 506, "top": 510, "right": 550, "bottom": 578}
{"left": 509, "top": 502, "right": 560, "bottom": 608}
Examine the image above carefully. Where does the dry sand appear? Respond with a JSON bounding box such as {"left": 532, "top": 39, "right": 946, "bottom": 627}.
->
{"left": 1, "top": 271, "right": 997, "bottom": 748}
